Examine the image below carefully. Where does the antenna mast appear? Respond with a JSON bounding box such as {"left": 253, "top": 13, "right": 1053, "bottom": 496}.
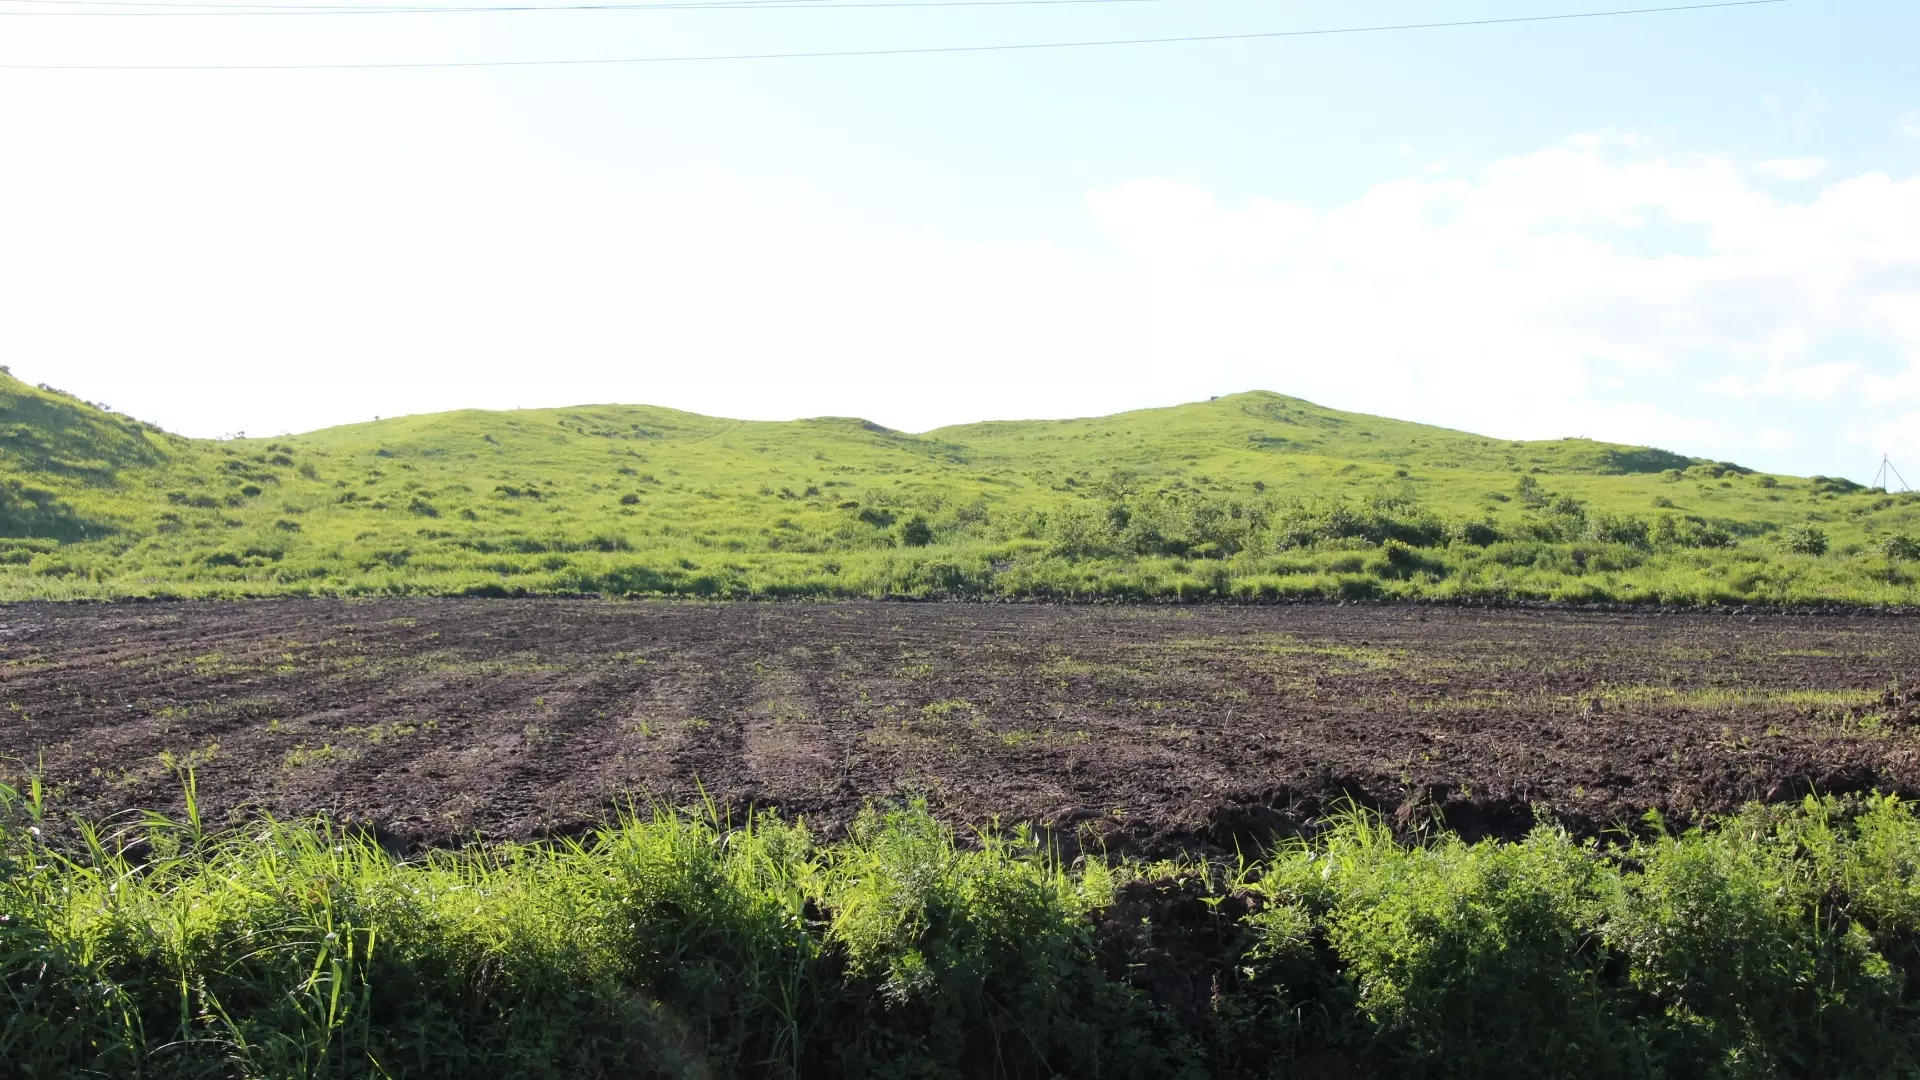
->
{"left": 1874, "top": 454, "right": 1912, "bottom": 493}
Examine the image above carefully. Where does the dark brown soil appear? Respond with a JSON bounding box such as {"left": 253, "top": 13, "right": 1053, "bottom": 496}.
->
{"left": 3, "top": 599, "right": 1918, "bottom": 855}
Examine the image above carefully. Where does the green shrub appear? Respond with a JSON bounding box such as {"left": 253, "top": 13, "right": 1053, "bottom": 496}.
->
{"left": 1263, "top": 819, "right": 1627, "bottom": 1078}
{"left": 1270, "top": 496, "right": 1446, "bottom": 550}
{"left": 1812, "top": 475, "right": 1867, "bottom": 495}
{"left": 13, "top": 789, "right": 1920, "bottom": 1078}
{"left": 1653, "top": 513, "right": 1736, "bottom": 550}
{"left": 1783, "top": 524, "right": 1830, "bottom": 556}
{"left": 898, "top": 515, "right": 934, "bottom": 548}
{"left": 1587, "top": 513, "right": 1650, "bottom": 548}
{"left": 1450, "top": 519, "right": 1501, "bottom": 547}
{"left": 1609, "top": 817, "right": 1903, "bottom": 1073}
{"left": 1044, "top": 503, "right": 1119, "bottom": 559}
{"left": 1367, "top": 539, "right": 1446, "bottom": 580}
{"left": 1882, "top": 534, "right": 1920, "bottom": 562}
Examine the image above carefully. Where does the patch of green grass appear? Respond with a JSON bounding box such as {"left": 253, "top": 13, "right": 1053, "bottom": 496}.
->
{"left": 1405, "top": 685, "right": 1886, "bottom": 716}
{"left": 282, "top": 742, "right": 355, "bottom": 769}
{"left": 13, "top": 783, "right": 1920, "bottom": 1076}
{"left": 6, "top": 373, "right": 1920, "bottom": 604}
{"left": 1593, "top": 685, "right": 1883, "bottom": 711}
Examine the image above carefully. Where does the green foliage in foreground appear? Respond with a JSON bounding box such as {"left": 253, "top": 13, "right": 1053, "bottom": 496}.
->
{"left": 12, "top": 784, "right": 1920, "bottom": 1078}
{"left": 5, "top": 371, "right": 1920, "bottom": 604}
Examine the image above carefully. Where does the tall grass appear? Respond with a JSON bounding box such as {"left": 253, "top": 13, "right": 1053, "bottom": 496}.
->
{"left": 12, "top": 783, "right": 1920, "bottom": 1077}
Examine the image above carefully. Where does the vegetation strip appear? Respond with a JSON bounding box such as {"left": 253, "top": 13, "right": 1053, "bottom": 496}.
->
{"left": 10, "top": 779, "right": 1920, "bottom": 1078}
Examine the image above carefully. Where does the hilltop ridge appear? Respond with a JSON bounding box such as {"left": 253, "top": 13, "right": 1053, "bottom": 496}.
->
{"left": 1, "top": 372, "right": 1915, "bottom": 604}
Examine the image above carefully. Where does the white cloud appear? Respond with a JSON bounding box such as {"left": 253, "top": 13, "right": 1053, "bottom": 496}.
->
{"left": 3, "top": 103, "right": 1918, "bottom": 480}
{"left": 1075, "top": 139, "right": 1920, "bottom": 476}
{"left": 1756, "top": 156, "right": 1829, "bottom": 181}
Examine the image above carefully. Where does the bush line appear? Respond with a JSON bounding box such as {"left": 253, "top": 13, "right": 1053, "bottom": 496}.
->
{"left": 10, "top": 784, "right": 1920, "bottom": 1078}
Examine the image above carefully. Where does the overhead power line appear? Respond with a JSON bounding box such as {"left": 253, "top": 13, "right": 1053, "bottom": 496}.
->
{"left": 0, "top": 0, "right": 1168, "bottom": 16}
{"left": 0, "top": 0, "right": 1792, "bottom": 68}
{"left": 12, "top": 0, "right": 813, "bottom": 5}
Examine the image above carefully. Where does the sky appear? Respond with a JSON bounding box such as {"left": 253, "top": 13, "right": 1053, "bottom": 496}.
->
{"left": 1, "top": 0, "right": 1917, "bottom": 481}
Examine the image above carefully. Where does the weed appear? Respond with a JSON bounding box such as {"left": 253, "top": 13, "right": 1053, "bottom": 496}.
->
{"left": 283, "top": 742, "right": 354, "bottom": 768}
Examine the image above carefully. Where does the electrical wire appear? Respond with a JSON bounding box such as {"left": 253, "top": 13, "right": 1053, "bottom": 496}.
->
{"left": 0, "top": 0, "right": 1792, "bottom": 69}
{"left": 0, "top": 0, "right": 1168, "bottom": 15}
{"left": 9, "top": 0, "right": 819, "bottom": 5}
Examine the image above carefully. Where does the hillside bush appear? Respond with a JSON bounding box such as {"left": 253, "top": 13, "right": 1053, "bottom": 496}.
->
{"left": 1653, "top": 514, "right": 1735, "bottom": 550}
{"left": 1366, "top": 540, "right": 1447, "bottom": 580}
{"left": 1586, "top": 512, "right": 1650, "bottom": 548}
{"left": 1448, "top": 519, "right": 1501, "bottom": 547}
{"left": 1883, "top": 534, "right": 1920, "bottom": 562}
{"left": 1783, "top": 524, "right": 1830, "bottom": 556}
{"left": 898, "top": 515, "right": 935, "bottom": 548}
{"left": 1268, "top": 496, "right": 1447, "bottom": 551}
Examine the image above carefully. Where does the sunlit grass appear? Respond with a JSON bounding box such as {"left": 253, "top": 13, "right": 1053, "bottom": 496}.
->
{"left": 10, "top": 778, "right": 1920, "bottom": 1077}
{"left": 1403, "top": 684, "right": 1885, "bottom": 715}
{"left": 6, "top": 374, "right": 1919, "bottom": 605}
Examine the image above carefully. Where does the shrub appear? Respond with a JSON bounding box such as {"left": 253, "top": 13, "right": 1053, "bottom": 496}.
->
{"left": 1783, "top": 524, "right": 1830, "bottom": 556}
{"left": 1263, "top": 820, "right": 1625, "bottom": 1078}
{"left": 1882, "top": 534, "right": 1920, "bottom": 561}
{"left": 1609, "top": 820, "right": 1903, "bottom": 1073}
{"left": 1588, "top": 513, "right": 1650, "bottom": 548}
{"left": 1653, "top": 513, "right": 1734, "bottom": 549}
{"left": 1367, "top": 539, "right": 1446, "bottom": 580}
{"left": 1044, "top": 503, "right": 1118, "bottom": 559}
{"left": 1450, "top": 519, "right": 1501, "bottom": 547}
{"left": 1270, "top": 496, "right": 1446, "bottom": 550}
{"left": 898, "top": 515, "right": 934, "bottom": 548}
{"left": 1812, "top": 475, "right": 1867, "bottom": 495}
{"left": 166, "top": 490, "right": 220, "bottom": 509}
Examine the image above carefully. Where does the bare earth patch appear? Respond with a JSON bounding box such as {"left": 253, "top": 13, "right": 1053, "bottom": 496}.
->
{"left": 3, "top": 599, "right": 1918, "bottom": 855}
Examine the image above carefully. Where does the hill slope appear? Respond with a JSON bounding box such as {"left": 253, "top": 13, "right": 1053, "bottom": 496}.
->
{"left": 2, "top": 373, "right": 1916, "bottom": 604}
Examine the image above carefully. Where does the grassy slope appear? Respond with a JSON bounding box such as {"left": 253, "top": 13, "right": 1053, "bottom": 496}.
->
{"left": 3, "top": 371, "right": 1917, "bottom": 603}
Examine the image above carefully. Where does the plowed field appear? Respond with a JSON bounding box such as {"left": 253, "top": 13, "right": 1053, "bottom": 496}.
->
{"left": 3, "top": 600, "right": 1918, "bottom": 854}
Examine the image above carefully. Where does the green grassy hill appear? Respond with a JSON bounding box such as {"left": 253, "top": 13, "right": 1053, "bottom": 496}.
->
{"left": 3, "top": 371, "right": 1917, "bottom": 604}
